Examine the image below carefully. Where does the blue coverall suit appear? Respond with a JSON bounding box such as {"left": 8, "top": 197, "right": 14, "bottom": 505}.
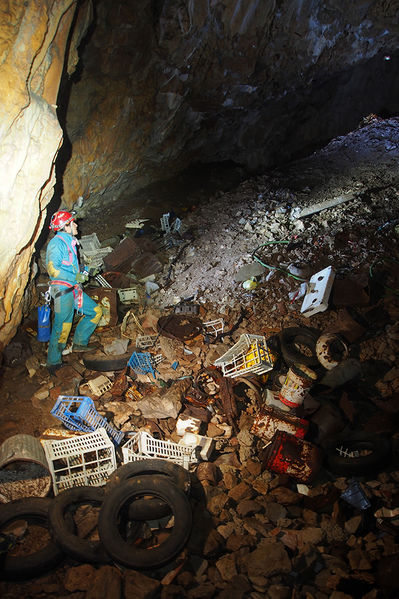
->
{"left": 46, "top": 231, "right": 102, "bottom": 368}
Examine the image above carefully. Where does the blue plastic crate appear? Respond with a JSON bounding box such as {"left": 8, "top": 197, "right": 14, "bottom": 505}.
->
{"left": 51, "top": 396, "right": 124, "bottom": 445}
{"left": 128, "top": 352, "right": 157, "bottom": 378}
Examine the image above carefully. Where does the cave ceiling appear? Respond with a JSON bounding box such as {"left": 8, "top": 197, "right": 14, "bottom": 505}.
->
{"left": 61, "top": 0, "right": 399, "bottom": 211}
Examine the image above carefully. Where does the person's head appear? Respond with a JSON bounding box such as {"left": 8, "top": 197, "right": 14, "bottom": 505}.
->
{"left": 49, "top": 210, "right": 77, "bottom": 234}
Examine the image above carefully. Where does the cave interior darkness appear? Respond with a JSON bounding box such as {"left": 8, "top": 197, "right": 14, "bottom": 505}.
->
{"left": 3, "top": 1, "right": 399, "bottom": 596}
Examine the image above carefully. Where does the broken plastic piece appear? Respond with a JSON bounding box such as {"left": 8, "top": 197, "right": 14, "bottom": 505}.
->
{"left": 172, "top": 217, "right": 181, "bottom": 233}
{"left": 125, "top": 218, "right": 149, "bottom": 229}
{"left": 136, "top": 335, "right": 157, "bottom": 349}
{"left": 95, "top": 274, "right": 112, "bottom": 288}
{"left": 203, "top": 319, "right": 224, "bottom": 337}
{"left": 301, "top": 266, "right": 335, "bottom": 317}
{"left": 174, "top": 303, "right": 200, "bottom": 315}
{"left": 118, "top": 287, "right": 140, "bottom": 304}
{"left": 341, "top": 479, "right": 371, "bottom": 510}
{"left": 178, "top": 432, "right": 214, "bottom": 461}
{"left": 87, "top": 375, "right": 112, "bottom": 396}
{"left": 160, "top": 213, "right": 171, "bottom": 233}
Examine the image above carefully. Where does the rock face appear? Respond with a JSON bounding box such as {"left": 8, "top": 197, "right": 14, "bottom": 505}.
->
{"left": 63, "top": 0, "right": 399, "bottom": 210}
{"left": 1, "top": 0, "right": 399, "bottom": 350}
{"left": 0, "top": 0, "right": 91, "bottom": 352}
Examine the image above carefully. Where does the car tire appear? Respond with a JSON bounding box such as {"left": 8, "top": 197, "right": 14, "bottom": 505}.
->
{"left": 98, "top": 474, "right": 192, "bottom": 570}
{"left": 325, "top": 433, "right": 391, "bottom": 476}
{"left": 48, "top": 486, "right": 110, "bottom": 564}
{"left": 82, "top": 351, "right": 132, "bottom": 372}
{"left": 0, "top": 497, "right": 70, "bottom": 579}
{"left": 279, "top": 326, "right": 321, "bottom": 367}
{"left": 105, "top": 460, "right": 191, "bottom": 521}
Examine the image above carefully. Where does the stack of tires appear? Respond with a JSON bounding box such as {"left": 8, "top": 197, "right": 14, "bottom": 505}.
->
{"left": 0, "top": 460, "right": 192, "bottom": 579}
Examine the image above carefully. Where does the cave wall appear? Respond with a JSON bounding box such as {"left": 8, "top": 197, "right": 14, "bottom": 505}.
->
{"left": 0, "top": 0, "right": 92, "bottom": 352}
{"left": 1, "top": 0, "right": 399, "bottom": 351}
{"left": 63, "top": 0, "right": 399, "bottom": 211}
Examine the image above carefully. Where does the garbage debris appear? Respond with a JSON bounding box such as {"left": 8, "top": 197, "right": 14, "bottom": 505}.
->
{"left": 300, "top": 265, "right": 335, "bottom": 317}
{"left": 50, "top": 396, "right": 124, "bottom": 445}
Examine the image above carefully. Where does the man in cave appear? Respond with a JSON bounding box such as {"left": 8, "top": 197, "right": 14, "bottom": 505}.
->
{"left": 46, "top": 210, "right": 102, "bottom": 375}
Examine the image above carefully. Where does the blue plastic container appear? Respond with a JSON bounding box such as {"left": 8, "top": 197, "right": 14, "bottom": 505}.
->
{"left": 37, "top": 305, "right": 51, "bottom": 342}
{"left": 128, "top": 351, "right": 157, "bottom": 378}
{"left": 51, "top": 395, "right": 124, "bottom": 445}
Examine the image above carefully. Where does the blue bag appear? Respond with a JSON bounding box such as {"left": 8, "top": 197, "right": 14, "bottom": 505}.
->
{"left": 37, "top": 305, "right": 51, "bottom": 342}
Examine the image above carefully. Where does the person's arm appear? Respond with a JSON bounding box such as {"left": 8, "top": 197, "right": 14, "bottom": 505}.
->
{"left": 46, "top": 237, "right": 79, "bottom": 283}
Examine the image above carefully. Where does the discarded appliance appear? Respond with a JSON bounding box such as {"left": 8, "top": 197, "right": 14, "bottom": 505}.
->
{"left": 301, "top": 266, "right": 335, "bottom": 317}
{"left": 279, "top": 364, "right": 318, "bottom": 409}
{"left": 51, "top": 395, "right": 124, "bottom": 445}
{"left": 42, "top": 428, "right": 117, "bottom": 495}
{"left": 214, "top": 334, "right": 276, "bottom": 378}
{"left": 0, "top": 434, "right": 52, "bottom": 502}
{"left": 261, "top": 431, "right": 322, "bottom": 483}
{"left": 122, "top": 431, "right": 195, "bottom": 469}
{"left": 178, "top": 432, "right": 214, "bottom": 461}
{"left": 315, "top": 333, "right": 349, "bottom": 370}
{"left": 251, "top": 406, "right": 309, "bottom": 443}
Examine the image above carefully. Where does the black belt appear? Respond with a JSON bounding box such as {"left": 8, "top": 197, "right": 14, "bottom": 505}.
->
{"left": 53, "top": 286, "right": 75, "bottom": 299}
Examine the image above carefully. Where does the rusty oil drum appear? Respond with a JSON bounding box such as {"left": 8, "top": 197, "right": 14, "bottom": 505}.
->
{"left": 251, "top": 406, "right": 309, "bottom": 443}
{"left": 261, "top": 430, "right": 322, "bottom": 483}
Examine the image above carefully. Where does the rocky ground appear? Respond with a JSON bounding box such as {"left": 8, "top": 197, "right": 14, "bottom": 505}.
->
{"left": 1, "top": 117, "right": 399, "bottom": 597}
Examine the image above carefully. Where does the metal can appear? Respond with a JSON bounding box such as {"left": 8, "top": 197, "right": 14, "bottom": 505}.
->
{"left": 279, "top": 363, "right": 317, "bottom": 408}
{"left": 261, "top": 430, "right": 322, "bottom": 483}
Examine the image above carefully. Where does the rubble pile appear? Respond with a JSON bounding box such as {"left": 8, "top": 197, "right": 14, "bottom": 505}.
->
{"left": 1, "top": 118, "right": 399, "bottom": 597}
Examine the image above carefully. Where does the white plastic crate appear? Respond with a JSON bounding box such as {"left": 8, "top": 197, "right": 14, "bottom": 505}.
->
{"left": 122, "top": 431, "right": 195, "bottom": 469}
{"left": 118, "top": 287, "right": 140, "bottom": 304}
{"left": 214, "top": 334, "right": 275, "bottom": 378}
{"left": 80, "top": 233, "right": 101, "bottom": 253}
{"left": 42, "top": 428, "right": 117, "bottom": 495}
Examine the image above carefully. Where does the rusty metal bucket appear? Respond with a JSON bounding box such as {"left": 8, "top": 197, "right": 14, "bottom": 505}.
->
{"left": 279, "top": 364, "right": 317, "bottom": 408}
{"left": 261, "top": 430, "right": 322, "bottom": 483}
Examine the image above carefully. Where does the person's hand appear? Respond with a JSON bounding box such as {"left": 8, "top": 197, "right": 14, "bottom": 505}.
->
{"left": 76, "top": 272, "right": 88, "bottom": 283}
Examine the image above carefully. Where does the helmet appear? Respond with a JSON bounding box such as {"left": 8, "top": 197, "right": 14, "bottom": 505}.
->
{"left": 49, "top": 210, "right": 75, "bottom": 231}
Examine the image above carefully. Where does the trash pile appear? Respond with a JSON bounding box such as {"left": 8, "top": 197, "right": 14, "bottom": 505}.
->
{"left": 1, "top": 118, "right": 399, "bottom": 596}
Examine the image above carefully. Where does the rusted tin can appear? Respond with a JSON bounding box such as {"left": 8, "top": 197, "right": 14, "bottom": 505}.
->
{"left": 262, "top": 430, "right": 322, "bottom": 483}
{"left": 251, "top": 406, "right": 309, "bottom": 443}
{"left": 279, "top": 364, "right": 317, "bottom": 408}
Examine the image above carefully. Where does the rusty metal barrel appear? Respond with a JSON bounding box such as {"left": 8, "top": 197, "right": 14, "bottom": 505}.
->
{"left": 261, "top": 430, "right": 322, "bottom": 483}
